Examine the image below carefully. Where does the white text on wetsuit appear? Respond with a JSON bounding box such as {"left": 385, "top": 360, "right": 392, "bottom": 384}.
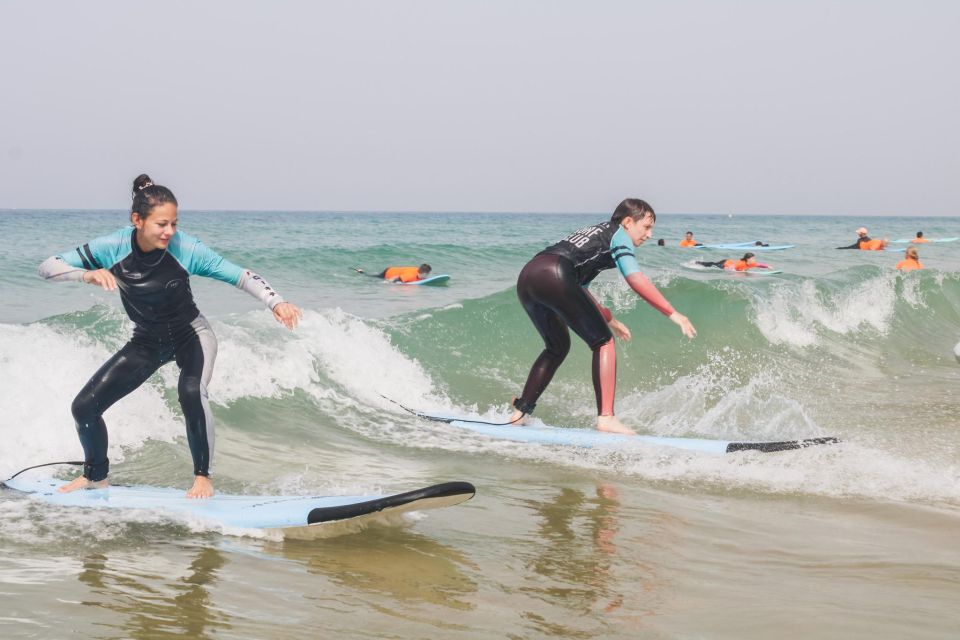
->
{"left": 563, "top": 225, "right": 605, "bottom": 248}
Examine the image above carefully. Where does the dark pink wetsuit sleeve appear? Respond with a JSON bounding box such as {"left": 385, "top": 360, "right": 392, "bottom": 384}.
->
{"left": 624, "top": 272, "right": 675, "bottom": 316}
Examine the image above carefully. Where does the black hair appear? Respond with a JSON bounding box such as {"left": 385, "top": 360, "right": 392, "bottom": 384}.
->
{"left": 610, "top": 198, "right": 655, "bottom": 224}
{"left": 916, "top": 231, "right": 924, "bottom": 237}
{"left": 742, "top": 252, "right": 755, "bottom": 260}
{"left": 657, "top": 238, "right": 665, "bottom": 246}
{"left": 419, "top": 263, "right": 432, "bottom": 273}
{"left": 685, "top": 230, "right": 693, "bottom": 235}
{"left": 131, "top": 174, "right": 178, "bottom": 219}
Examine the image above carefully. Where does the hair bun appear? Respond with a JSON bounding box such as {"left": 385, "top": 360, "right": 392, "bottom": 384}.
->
{"left": 132, "top": 173, "right": 154, "bottom": 196}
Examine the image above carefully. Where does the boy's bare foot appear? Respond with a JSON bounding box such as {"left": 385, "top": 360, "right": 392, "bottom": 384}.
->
{"left": 57, "top": 476, "right": 109, "bottom": 493}
{"left": 508, "top": 396, "right": 531, "bottom": 426}
{"left": 597, "top": 415, "right": 636, "bottom": 435}
{"left": 507, "top": 409, "right": 530, "bottom": 426}
{"left": 187, "top": 475, "right": 214, "bottom": 499}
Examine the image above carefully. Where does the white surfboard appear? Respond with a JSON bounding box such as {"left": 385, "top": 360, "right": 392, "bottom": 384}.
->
{"left": 3, "top": 474, "right": 475, "bottom": 539}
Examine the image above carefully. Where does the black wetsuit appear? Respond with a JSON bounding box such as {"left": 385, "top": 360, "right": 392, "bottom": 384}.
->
{"left": 40, "top": 227, "right": 283, "bottom": 482}
{"left": 513, "top": 222, "right": 661, "bottom": 416}
{"left": 837, "top": 236, "right": 870, "bottom": 249}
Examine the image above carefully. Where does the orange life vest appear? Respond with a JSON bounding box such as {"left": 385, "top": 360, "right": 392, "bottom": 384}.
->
{"left": 895, "top": 258, "right": 923, "bottom": 271}
{"left": 383, "top": 266, "right": 422, "bottom": 282}
{"left": 679, "top": 239, "right": 698, "bottom": 247}
{"left": 720, "top": 259, "right": 754, "bottom": 271}
{"left": 911, "top": 238, "right": 930, "bottom": 243}
{"left": 860, "top": 239, "right": 885, "bottom": 251}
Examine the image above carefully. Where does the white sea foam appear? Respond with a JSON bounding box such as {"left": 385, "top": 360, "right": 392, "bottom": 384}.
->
{"left": 0, "top": 323, "right": 182, "bottom": 480}
{"left": 615, "top": 354, "right": 822, "bottom": 441}
{"left": 754, "top": 274, "right": 898, "bottom": 347}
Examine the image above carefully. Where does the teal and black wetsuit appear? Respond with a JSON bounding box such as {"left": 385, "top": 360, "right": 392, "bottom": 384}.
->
{"left": 514, "top": 221, "right": 674, "bottom": 416}
{"left": 39, "top": 227, "right": 284, "bottom": 482}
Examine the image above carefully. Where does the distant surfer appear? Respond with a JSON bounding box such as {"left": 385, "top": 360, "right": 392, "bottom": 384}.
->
{"left": 679, "top": 231, "right": 702, "bottom": 247}
{"left": 355, "top": 264, "right": 432, "bottom": 283}
{"left": 911, "top": 231, "right": 930, "bottom": 244}
{"left": 695, "top": 252, "right": 770, "bottom": 272}
{"left": 508, "top": 198, "right": 696, "bottom": 435}
{"left": 38, "top": 174, "right": 303, "bottom": 499}
{"left": 697, "top": 252, "right": 769, "bottom": 271}
{"left": 837, "top": 227, "right": 889, "bottom": 250}
{"left": 895, "top": 246, "right": 924, "bottom": 271}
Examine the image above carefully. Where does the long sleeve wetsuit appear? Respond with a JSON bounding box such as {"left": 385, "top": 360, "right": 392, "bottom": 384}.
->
{"left": 513, "top": 221, "right": 674, "bottom": 417}
{"left": 39, "top": 227, "right": 285, "bottom": 482}
{"left": 836, "top": 236, "right": 869, "bottom": 249}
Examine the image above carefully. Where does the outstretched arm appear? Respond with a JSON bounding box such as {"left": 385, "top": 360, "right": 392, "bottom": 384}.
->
{"left": 609, "top": 227, "right": 695, "bottom": 337}
{"left": 622, "top": 272, "right": 674, "bottom": 316}
{"left": 178, "top": 233, "right": 302, "bottom": 329}
{"left": 38, "top": 230, "right": 129, "bottom": 290}
{"left": 38, "top": 255, "right": 87, "bottom": 283}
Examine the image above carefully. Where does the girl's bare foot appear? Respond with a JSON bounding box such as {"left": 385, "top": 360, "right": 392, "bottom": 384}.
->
{"left": 187, "top": 475, "right": 214, "bottom": 499}
{"left": 597, "top": 415, "right": 635, "bottom": 435}
{"left": 58, "top": 476, "right": 109, "bottom": 493}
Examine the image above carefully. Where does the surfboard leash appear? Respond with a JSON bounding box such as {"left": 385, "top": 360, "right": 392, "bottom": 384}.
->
{"left": 379, "top": 395, "right": 525, "bottom": 426}
{"left": 2, "top": 460, "right": 83, "bottom": 486}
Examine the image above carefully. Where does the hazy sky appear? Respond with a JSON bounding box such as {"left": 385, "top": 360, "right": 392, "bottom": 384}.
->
{"left": 1, "top": 1, "right": 957, "bottom": 214}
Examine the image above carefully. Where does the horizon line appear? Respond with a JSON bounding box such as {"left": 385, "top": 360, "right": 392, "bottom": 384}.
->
{"left": 1, "top": 208, "right": 957, "bottom": 218}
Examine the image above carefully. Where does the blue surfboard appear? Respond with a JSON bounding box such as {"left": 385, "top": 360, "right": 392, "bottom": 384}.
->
{"left": 3, "top": 475, "right": 475, "bottom": 539}
{"left": 891, "top": 237, "right": 958, "bottom": 244}
{"left": 699, "top": 243, "right": 794, "bottom": 251}
{"left": 682, "top": 264, "right": 783, "bottom": 276}
{"left": 396, "top": 274, "right": 450, "bottom": 286}
{"left": 416, "top": 411, "right": 837, "bottom": 454}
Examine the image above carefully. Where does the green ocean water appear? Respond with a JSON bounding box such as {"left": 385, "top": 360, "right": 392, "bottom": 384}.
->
{"left": 2, "top": 209, "right": 960, "bottom": 638}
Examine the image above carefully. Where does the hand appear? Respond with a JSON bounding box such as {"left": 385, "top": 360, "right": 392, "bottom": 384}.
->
{"left": 608, "top": 318, "right": 632, "bottom": 342}
{"left": 273, "top": 302, "right": 303, "bottom": 330}
{"left": 669, "top": 311, "right": 697, "bottom": 338}
{"left": 82, "top": 269, "right": 117, "bottom": 291}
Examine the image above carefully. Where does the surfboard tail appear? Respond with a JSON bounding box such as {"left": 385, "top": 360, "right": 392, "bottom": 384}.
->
{"left": 725, "top": 436, "right": 840, "bottom": 453}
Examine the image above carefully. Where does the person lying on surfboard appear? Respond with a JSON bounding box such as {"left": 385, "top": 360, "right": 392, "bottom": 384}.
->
{"left": 836, "top": 227, "right": 889, "bottom": 250}
{"left": 355, "top": 264, "right": 432, "bottom": 283}
{"left": 695, "top": 252, "right": 771, "bottom": 272}
{"left": 508, "top": 198, "right": 696, "bottom": 435}
{"left": 37, "top": 174, "right": 303, "bottom": 499}
{"left": 910, "top": 231, "right": 930, "bottom": 244}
